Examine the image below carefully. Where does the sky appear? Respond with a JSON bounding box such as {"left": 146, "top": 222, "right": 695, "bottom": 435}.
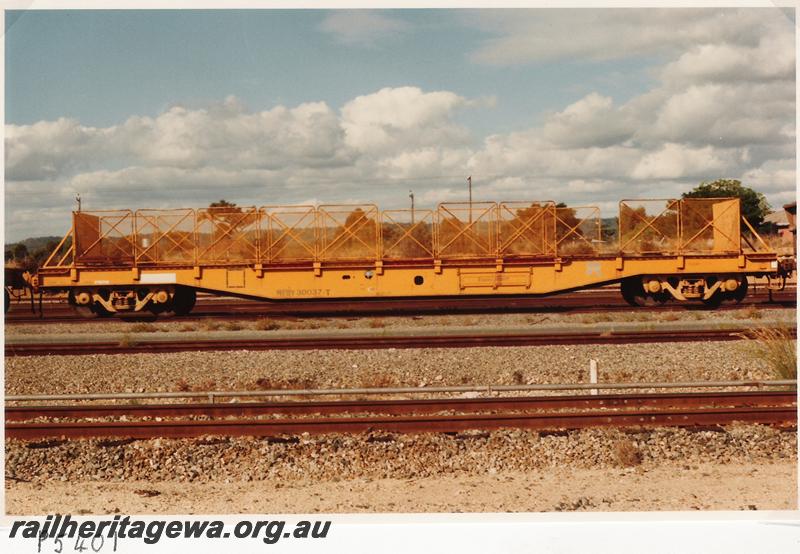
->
{"left": 3, "top": 7, "right": 796, "bottom": 242}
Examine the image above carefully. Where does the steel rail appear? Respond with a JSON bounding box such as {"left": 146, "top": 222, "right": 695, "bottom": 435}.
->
{"left": 5, "top": 391, "right": 796, "bottom": 422}
{"left": 6, "top": 380, "right": 797, "bottom": 403}
{"left": 6, "top": 405, "right": 796, "bottom": 440}
{"left": 7, "top": 327, "right": 795, "bottom": 357}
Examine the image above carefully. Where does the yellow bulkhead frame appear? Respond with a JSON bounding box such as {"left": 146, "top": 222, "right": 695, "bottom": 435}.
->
{"left": 33, "top": 197, "right": 780, "bottom": 313}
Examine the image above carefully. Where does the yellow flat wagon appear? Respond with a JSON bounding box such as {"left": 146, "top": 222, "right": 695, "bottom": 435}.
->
{"left": 29, "top": 197, "right": 791, "bottom": 317}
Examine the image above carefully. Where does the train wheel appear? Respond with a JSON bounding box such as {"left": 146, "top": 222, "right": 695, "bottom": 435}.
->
{"left": 69, "top": 291, "right": 114, "bottom": 318}
{"left": 651, "top": 290, "right": 671, "bottom": 305}
{"left": 620, "top": 278, "right": 648, "bottom": 307}
{"left": 72, "top": 305, "right": 96, "bottom": 318}
{"left": 69, "top": 291, "right": 95, "bottom": 318}
{"left": 730, "top": 278, "right": 748, "bottom": 303}
{"left": 701, "top": 291, "right": 724, "bottom": 309}
{"left": 95, "top": 304, "right": 114, "bottom": 317}
{"left": 172, "top": 287, "right": 196, "bottom": 316}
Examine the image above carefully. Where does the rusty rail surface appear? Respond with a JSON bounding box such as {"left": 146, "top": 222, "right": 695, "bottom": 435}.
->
{"left": 8, "top": 380, "right": 795, "bottom": 403}
{"left": 7, "top": 407, "right": 795, "bottom": 440}
{"left": 7, "top": 391, "right": 795, "bottom": 422}
{"left": 6, "top": 391, "right": 796, "bottom": 440}
{"left": 5, "top": 327, "right": 795, "bottom": 357}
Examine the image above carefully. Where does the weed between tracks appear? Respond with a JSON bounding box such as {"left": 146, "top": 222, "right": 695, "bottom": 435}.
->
{"left": 741, "top": 327, "right": 797, "bottom": 380}
{"left": 611, "top": 438, "right": 642, "bottom": 467}
{"left": 727, "top": 306, "right": 764, "bottom": 321}
{"left": 359, "top": 373, "right": 397, "bottom": 389}
{"left": 129, "top": 323, "right": 159, "bottom": 333}
{"left": 254, "top": 318, "right": 281, "bottom": 331}
{"left": 253, "top": 377, "right": 318, "bottom": 400}
{"left": 659, "top": 312, "right": 681, "bottom": 322}
{"left": 175, "top": 378, "right": 218, "bottom": 392}
{"left": 281, "top": 320, "right": 322, "bottom": 330}
{"left": 254, "top": 318, "right": 325, "bottom": 331}
{"left": 203, "top": 321, "right": 223, "bottom": 332}
{"left": 117, "top": 334, "right": 137, "bottom": 348}
{"left": 580, "top": 313, "right": 615, "bottom": 324}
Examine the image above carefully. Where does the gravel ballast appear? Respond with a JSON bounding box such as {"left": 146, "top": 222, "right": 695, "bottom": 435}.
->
{"left": 4, "top": 341, "right": 783, "bottom": 396}
{"left": 6, "top": 425, "right": 795, "bottom": 484}
{"left": 6, "top": 308, "right": 795, "bottom": 513}
{"left": 6, "top": 462, "right": 796, "bottom": 513}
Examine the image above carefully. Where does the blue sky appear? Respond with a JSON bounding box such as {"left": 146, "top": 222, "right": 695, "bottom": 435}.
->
{"left": 4, "top": 8, "right": 796, "bottom": 241}
{"left": 6, "top": 10, "right": 657, "bottom": 135}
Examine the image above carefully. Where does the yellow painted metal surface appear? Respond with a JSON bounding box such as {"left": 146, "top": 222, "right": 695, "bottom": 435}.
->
{"left": 34, "top": 254, "right": 776, "bottom": 300}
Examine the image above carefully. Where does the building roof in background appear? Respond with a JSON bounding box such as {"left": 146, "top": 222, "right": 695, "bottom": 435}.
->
{"left": 765, "top": 210, "right": 790, "bottom": 226}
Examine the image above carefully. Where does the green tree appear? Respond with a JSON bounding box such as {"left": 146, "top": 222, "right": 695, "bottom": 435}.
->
{"left": 209, "top": 199, "right": 237, "bottom": 208}
{"left": 12, "top": 243, "right": 28, "bottom": 261}
{"left": 682, "top": 179, "right": 770, "bottom": 229}
{"left": 204, "top": 199, "right": 250, "bottom": 231}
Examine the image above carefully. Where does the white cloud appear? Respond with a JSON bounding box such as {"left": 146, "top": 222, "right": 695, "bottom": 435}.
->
{"left": 5, "top": 118, "right": 112, "bottom": 180}
{"left": 467, "top": 8, "right": 790, "bottom": 66}
{"left": 418, "top": 187, "right": 461, "bottom": 205}
{"left": 319, "top": 11, "right": 408, "bottom": 46}
{"left": 630, "top": 143, "right": 733, "bottom": 180}
{"left": 741, "top": 158, "right": 797, "bottom": 195}
{"left": 644, "top": 81, "right": 794, "bottom": 146}
{"left": 661, "top": 38, "right": 794, "bottom": 85}
{"left": 5, "top": 100, "right": 354, "bottom": 181}
{"left": 377, "top": 147, "right": 471, "bottom": 180}
{"left": 341, "top": 87, "right": 471, "bottom": 154}
{"left": 541, "top": 93, "right": 635, "bottom": 149}
{"left": 566, "top": 179, "right": 617, "bottom": 194}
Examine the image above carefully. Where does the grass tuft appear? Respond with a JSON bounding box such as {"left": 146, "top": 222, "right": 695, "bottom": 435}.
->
{"left": 203, "top": 321, "right": 223, "bottom": 331}
{"left": 742, "top": 327, "right": 797, "bottom": 380}
{"left": 255, "top": 377, "right": 316, "bottom": 390}
{"left": 359, "top": 373, "right": 396, "bottom": 389}
{"left": 254, "top": 318, "right": 281, "bottom": 331}
{"left": 732, "top": 306, "right": 763, "bottom": 320}
{"left": 611, "top": 438, "right": 642, "bottom": 467}
{"left": 659, "top": 311, "right": 681, "bottom": 322}
{"left": 117, "top": 334, "right": 137, "bottom": 348}
{"left": 580, "top": 313, "right": 614, "bottom": 324}
{"left": 130, "top": 323, "right": 158, "bottom": 333}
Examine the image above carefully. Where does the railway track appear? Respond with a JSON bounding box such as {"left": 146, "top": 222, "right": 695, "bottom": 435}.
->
{"left": 5, "top": 288, "right": 795, "bottom": 323}
{"left": 6, "top": 391, "right": 796, "bottom": 440}
{"left": 9, "top": 390, "right": 794, "bottom": 420}
{"left": 5, "top": 326, "right": 789, "bottom": 356}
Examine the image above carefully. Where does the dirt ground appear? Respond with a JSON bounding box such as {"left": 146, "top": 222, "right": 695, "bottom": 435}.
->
{"left": 6, "top": 460, "right": 795, "bottom": 515}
